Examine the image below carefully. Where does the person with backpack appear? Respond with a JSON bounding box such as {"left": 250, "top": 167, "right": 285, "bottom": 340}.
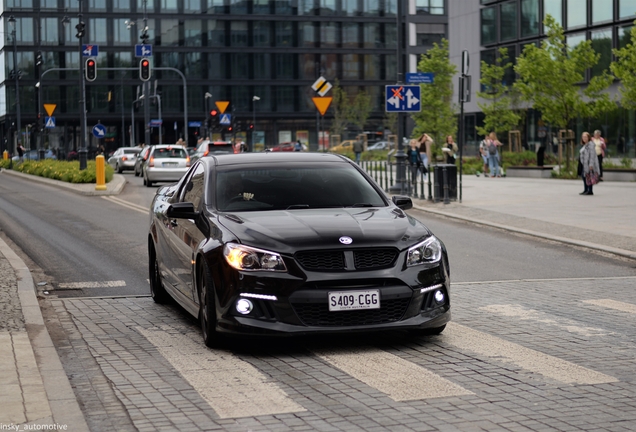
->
{"left": 487, "top": 132, "right": 501, "bottom": 177}
{"left": 479, "top": 137, "right": 490, "bottom": 176}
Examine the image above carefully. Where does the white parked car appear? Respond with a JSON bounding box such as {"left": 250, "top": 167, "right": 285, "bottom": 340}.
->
{"left": 142, "top": 144, "right": 191, "bottom": 187}
{"left": 108, "top": 147, "right": 141, "bottom": 173}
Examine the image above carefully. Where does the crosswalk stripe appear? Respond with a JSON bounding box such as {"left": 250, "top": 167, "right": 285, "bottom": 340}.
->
{"left": 313, "top": 347, "right": 472, "bottom": 401}
{"left": 583, "top": 299, "right": 636, "bottom": 314}
{"left": 444, "top": 322, "right": 617, "bottom": 385}
{"left": 480, "top": 304, "right": 609, "bottom": 336}
{"left": 136, "top": 326, "right": 305, "bottom": 419}
{"left": 57, "top": 280, "right": 126, "bottom": 289}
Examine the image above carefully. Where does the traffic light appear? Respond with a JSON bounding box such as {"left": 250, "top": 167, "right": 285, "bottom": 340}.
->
{"left": 85, "top": 58, "right": 97, "bottom": 82}
{"left": 75, "top": 21, "right": 85, "bottom": 38}
{"left": 249, "top": 124, "right": 254, "bottom": 130}
{"left": 139, "top": 58, "right": 151, "bottom": 82}
{"left": 36, "top": 52, "right": 43, "bottom": 66}
{"left": 227, "top": 126, "right": 233, "bottom": 132}
{"left": 209, "top": 109, "right": 218, "bottom": 130}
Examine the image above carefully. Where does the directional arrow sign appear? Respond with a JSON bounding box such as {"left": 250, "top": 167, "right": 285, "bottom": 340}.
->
{"left": 82, "top": 44, "right": 99, "bottom": 57}
{"left": 312, "top": 97, "right": 332, "bottom": 116}
{"left": 215, "top": 101, "right": 229, "bottom": 114}
{"left": 92, "top": 124, "right": 107, "bottom": 138}
{"left": 45, "top": 117, "right": 56, "bottom": 128}
{"left": 135, "top": 44, "right": 153, "bottom": 57}
{"left": 385, "top": 85, "right": 421, "bottom": 112}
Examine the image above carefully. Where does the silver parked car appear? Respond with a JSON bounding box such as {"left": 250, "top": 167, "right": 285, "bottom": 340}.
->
{"left": 134, "top": 146, "right": 151, "bottom": 177}
{"left": 108, "top": 147, "right": 141, "bottom": 173}
{"left": 142, "top": 144, "right": 190, "bottom": 187}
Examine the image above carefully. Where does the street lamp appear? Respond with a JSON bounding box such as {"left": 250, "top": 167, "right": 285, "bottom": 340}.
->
{"left": 75, "top": 1, "right": 88, "bottom": 170}
{"left": 8, "top": 16, "right": 22, "bottom": 153}
{"left": 252, "top": 95, "right": 260, "bottom": 151}
{"left": 204, "top": 92, "right": 212, "bottom": 137}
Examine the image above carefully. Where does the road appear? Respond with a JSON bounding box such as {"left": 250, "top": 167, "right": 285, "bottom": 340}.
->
{"left": 2, "top": 172, "right": 636, "bottom": 431}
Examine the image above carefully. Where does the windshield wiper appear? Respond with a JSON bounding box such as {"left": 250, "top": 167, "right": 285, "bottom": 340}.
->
{"left": 286, "top": 204, "right": 310, "bottom": 210}
{"left": 346, "top": 203, "right": 376, "bottom": 208}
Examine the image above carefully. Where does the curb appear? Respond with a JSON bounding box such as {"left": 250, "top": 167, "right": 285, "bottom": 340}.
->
{"left": 0, "top": 237, "right": 90, "bottom": 431}
{"left": 1, "top": 169, "right": 126, "bottom": 196}
{"left": 412, "top": 204, "right": 636, "bottom": 261}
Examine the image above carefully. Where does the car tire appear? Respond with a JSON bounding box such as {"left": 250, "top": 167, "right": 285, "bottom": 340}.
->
{"left": 199, "top": 263, "right": 219, "bottom": 348}
{"left": 410, "top": 325, "right": 446, "bottom": 337}
{"left": 116, "top": 163, "right": 123, "bottom": 174}
{"left": 144, "top": 173, "right": 152, "bottom": 187}
{"left": 134, "top": 167, "right": 139, "bottom": 177}
{"left": 149, "top": 242, "right": 170, "bottom": 304}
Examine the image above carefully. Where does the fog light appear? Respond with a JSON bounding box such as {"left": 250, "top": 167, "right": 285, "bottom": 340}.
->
{"left": 236, "top": 298, "right": 253, "bottom": 315}
{"left": 434, "top": 290, "right": 445, "bottom": 304}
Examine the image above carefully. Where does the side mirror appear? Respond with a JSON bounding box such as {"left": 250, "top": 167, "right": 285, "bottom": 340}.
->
{"left": 167, "top": 202, "right": 199, "bottom": 219}
{"left": 392, "top": 195, "right": 412, "bottom": 211}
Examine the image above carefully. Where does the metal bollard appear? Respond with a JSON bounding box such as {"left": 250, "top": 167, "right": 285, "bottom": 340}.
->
{"left": 443, "top": 165, "right": 450, "bottom": 204}
{"left": 95, "top": 155, "right": 107, "bottom": 191}
{"left": 428, "top": 164, "right": 433, "bottom": 201}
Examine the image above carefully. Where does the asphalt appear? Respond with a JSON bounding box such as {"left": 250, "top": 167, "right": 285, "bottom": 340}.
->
{"left": 0, "top": 167, "right": 634, "bottom": 430}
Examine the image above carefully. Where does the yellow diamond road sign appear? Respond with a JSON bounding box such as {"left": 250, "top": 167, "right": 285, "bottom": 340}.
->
{"left": 44, "top": 104, "right": 57, "bottom": 116}
{"left": 215, "top": 101, "right": 229, "bottom": 114}
{"left": 312, "top": 97, "right": 332, "bottom": 116}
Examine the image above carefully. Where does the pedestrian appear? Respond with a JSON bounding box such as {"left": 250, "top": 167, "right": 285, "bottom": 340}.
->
{"left": 17, "top": 143, "right": 25, "bottom": 162}
{"left": 353, "top": 137, "right": 364, "bottom": 164}
{"left": 443, "top": 135, "right": 458, "bottom": 165}
{"left": 486, "top": 132, "right": 501, "bottom": 177}
{"left": 578, "top": 131, "right": 600, "bottom": 195}
{"left": 478, "top": 136, "right": 490, "bottom": 176}
{"left": 417, "top": 133, "right": 433, "bottom": 173}
{"left": 97, "top": 144, "right": 105, "bottom": 155}
{"left": 407, "top": 139, "right": 424, "bottom": 184}
{"left": 294, "top": 139, "right": 302, "bottom": 152}
{"left": 591, "top": 130, "right": 606, "bottom": 181}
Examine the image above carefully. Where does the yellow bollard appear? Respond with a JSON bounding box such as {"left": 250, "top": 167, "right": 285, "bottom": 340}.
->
{"left": 95, "top": 155, "right": 107, "bottom": 191}
{"left": 2, "top": 150, "right": 8, "bottom": 160}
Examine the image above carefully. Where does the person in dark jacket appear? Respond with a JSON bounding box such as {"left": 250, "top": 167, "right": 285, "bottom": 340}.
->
{"left": 353, "top": 138, "right": 364, "bottom": 164}
{"left": 407, "top": 139, "right": 424, "bottom": 184}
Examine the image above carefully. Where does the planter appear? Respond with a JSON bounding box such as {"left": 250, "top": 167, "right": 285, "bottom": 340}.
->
{"left": 602, "top": 168, "right": 636, "bottom": 182}
{"left": 506, "top": 165, "right": 555, "bottom": 179}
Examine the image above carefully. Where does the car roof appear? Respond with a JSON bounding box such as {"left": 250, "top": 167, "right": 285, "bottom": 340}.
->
{"left": 151, "top": 144, "right": 187, "bottom": 149}
{"left": 209, "top": 152, "right": 349, "bottom": 166}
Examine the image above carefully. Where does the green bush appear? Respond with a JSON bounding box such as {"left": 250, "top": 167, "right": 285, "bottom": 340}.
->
{"left": 7, "top": 159, "right": 113, "bottom": 183}
{"left": 0, "top": 159, "right": 11, "bottom": 169}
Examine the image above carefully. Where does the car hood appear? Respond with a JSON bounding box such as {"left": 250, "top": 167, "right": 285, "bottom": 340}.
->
{"left": 216, "top": 207, "right": 431, "bottom": 253}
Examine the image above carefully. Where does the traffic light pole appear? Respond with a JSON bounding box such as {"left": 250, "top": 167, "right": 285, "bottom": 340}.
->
{"left": 76, "top": 1, "right": 88, "bottom": 170}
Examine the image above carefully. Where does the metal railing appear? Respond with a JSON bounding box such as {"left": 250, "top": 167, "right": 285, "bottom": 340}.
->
{"left": 359, "top": 159, "right": 431, "bottom": 201}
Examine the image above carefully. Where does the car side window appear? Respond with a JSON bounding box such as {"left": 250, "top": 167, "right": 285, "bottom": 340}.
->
{"left": 181, "top": 163, "right": 205, "bottom": 209}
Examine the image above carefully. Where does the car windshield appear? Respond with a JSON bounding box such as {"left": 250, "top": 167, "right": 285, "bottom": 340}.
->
{"left": 214, "top": 164, "right": 386, "bottom": 212}
{"left": 208, "top": 143, "right": 233, "bottom": 154}
{"left": 153, "top": 148, "right": 187, "bottom": 159}
{"left": 124, "top": 149, "right": 140, "bottom": 154}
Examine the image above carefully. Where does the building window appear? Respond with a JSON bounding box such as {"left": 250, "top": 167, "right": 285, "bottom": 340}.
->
{"left": 320, "top": 0, "right": 337, "bottom": 15}
{"left": 230, "top": 0, "right": 247, "bottom": 14}
{"left": 207, "top": 0, "right": 224, "bottom": 14}
{"left": 277, "top": 1, "right": 294, "bottom": 14}
{"left": 7, "top": 0, "right": 32, "bottom": 6}
{"left": 7, "top": 17, "right": 34, "bottom": 45}
{"left": 481, "top": 6, "right": 497, "bottom": 45}
{"left": 364, "top": 54, "right": 380, "bottom": 80}
{"left": 298, "top": 0, "right": 315, "bottom": 15}
{"left": 363, "top": 0, "right": 381, "bottom": 16}
{"left": 342, "top": 0, "right": 359, "bottom": 16}
{"left": 343, "top": 54, "right": 360, "bottom": 79}
{"left": 276, "top": 53, "right": 296, "bottom": 79}
{"left": 41, "top": 0, "right": 57, "bottom": 7}
{"left": 566, "top": 31, "right": 586, "bottom": 48}
{"left": 40, "top": 18, "right": 59, "bottom": 45}
{"left": 230, "top": 53, "right": 249, "bottom": 79}
{"left": 114, "top": 52, "right": 133, "bottom": 67}
{"left": 502, "top": 45, "right": 517, "bottom": 85}
{"left": 90, "top": 19, "right": 108, "bottom": 44}
{"left": 500, "top": 2, "right": 517, "bottom": 42}
{"left": 416, "top": 23, "right": 445, "bottom": 50}
{"left": 254, "top": 53, "right": 271, "bottom": 79}
{"left": 184, "top": 0, "right": 200, "bottom": 12}
{"left": 320, "top": 22, "right": 338, "bottom": 48}
{"left": 300, "top": 54, "right": 316, "bottom": 80}
{"left": 208, "top": 20, "right": 225, "bottom": 46}
{"left": 253, "top": 0, "right": 270, "bottom": 14}
{"left": 521, "top": 0, "right": 539, "bottom": 37}
{"left": 7, "top": 52, "right": 34, "bottom": 79}
{"left": 253, "top": 21, "right": 271, "bottom": 47}
{"left": 619, "top": 0, "right": 636, "bottom": 18}
{"left": 364, "top": 23, "right": 381, "bottom": 48}
{"left": 385, "top": 54, "right": 396, "bottom": 81}
{"left": 619, "top": 25, "right": 633, "bottom": 48}
{"left": 480, "top": 48, "right": 496, "bottom": 91}
{"left": 590, "top": 28, "right": 612, "bottom": 77}
{"left": 207, "top": 53, "right": 225, "bottom": 79}
{"left": 276, "top": 86, "right": 295, "bottom": 112}
{"left": 231, "top": 21, "right": 249, "bottom": 46}
{"left": 184, "top": 20, "right": 202, "bottom": 46}
{"left": 385, "top": 23, "right": 397, "bottom": 49}
{"left": 566, "top": 0, "right": 587, "bottom": 29}
{"left": 385, "top": 0, "right": 397, "bottom": 17}
{"left": 544, "top": 0, "right": 562, "bottom": 26}
{"left": 89, "top": 0, "right": 107, "bottom": 11}
{"left": 161, "top": 19, "right": 180, "bottom": 46}
{"left": 320, "top": 53, "right": 338, "bottom": 78}
{"left": 343, "top": 22, "right": 359, "bottom": 48}
{"left": 299, "top": 22, "right": 315, "bottom": 47}
{"left": 161, "top": 0, "right": 178, "bottom": 12}
{"left": 113, "top": 0, "right": 130, "bottom": 11}
{"left": 592, "top": 0, "right": 613, "bottom": 23}
{"left": 415, "top": 0, "right": 444, "bottom": 15}
{"left": 113, "top": 19, "right": 132, "bottom": 46}
{"left": 185, "top": 52, "right": 202, "bottom": 78}
{"left": 276, "top": 22, "right": 293, "bottom": 46}
{"left": 161, "top": 52, "right": 180, "bottom": 68}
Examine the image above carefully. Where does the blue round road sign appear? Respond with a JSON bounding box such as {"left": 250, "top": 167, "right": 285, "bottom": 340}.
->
{"left": 92, "top": 124, "right": 107, "bottom": 138}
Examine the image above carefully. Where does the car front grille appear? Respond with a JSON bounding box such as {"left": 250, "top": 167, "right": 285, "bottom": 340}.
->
{"left": 295, "top": 248, "right": 399, "bottom": 271}
{"left": 291, "top": 298, "right": 411, "bottom": 327}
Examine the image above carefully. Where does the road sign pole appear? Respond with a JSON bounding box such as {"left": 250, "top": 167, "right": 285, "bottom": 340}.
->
{"left": 389, "top": 0, "right": 407, "bottom": 195}
{"left": 144, "top": 80, "right": 150, "bottom": 146}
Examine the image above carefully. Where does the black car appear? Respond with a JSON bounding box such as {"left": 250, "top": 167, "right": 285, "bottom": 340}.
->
{"left": 148, "top": 153, "right": 450, "bottom": 347}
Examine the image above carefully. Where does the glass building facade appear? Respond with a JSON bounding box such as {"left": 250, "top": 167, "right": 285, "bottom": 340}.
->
{"left": 476, "top": 0, "right": 636, "bottom": 156}
{"left": 0, "top": 0, "right": 447, "bottom": 154}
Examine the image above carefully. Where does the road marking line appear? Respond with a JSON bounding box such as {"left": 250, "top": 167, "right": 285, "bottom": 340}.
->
{"left": 101, "top": 196, "right": 148, "bottom": 215}
{"left": 479, "top": 304, "right": 610, "bottom": 336}
{"left": 137, "top": 325, "right": 305, "bottom": 419}
{"left": 444, "top": 322, "right": 618, "bottom": 385}
{"left": 313, "top": 347, "right": 472, "bottom": 401}
{"left": 583, "top": 299, "right": 636, "bottom": 314}
{"left": 57, "top": 280, "right": 127, "bottom": 289}
{"left": 453, "top": 276, "right": 636, "bottom": 286}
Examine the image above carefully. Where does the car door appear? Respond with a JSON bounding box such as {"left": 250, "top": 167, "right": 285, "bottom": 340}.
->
{"left": 171, "top": 163, "right": 206, "bottom": 302}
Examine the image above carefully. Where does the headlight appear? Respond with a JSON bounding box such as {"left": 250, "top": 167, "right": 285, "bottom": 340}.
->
{"left": 406, "top": 236, "right": 442, "bottom": 266}
{"left": 223, "top": 243, "right": 287, "bottom": 272}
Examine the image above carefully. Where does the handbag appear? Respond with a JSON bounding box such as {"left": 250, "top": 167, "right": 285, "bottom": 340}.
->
{"left": 585, "top": 172, "right": 599, "bottom": 186}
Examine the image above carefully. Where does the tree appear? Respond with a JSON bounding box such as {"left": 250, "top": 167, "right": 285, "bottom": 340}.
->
{"left": 476, "top": 47, "right": 521, "bottom": 140}
{"left": 349, "top": 91, "right": 373, "bottom": 132}
{"left": 514, "top": 14, "right": 614, "bottom": 170}
{"left": 611, "top": 23, "right": 636, "bottom": 110}
{"left": 411, "top": 39, "right": 457, "bottom": 154}
{"left": 383, "top": 112, "right": 398, "bottom": 135}
{"left": 329, "top": 81, "right": 349, "bottom": 139}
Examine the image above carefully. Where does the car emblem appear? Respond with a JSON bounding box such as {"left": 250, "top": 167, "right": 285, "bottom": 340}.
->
{"left": 339, "top": 236, "right": 353, "bottom": 245}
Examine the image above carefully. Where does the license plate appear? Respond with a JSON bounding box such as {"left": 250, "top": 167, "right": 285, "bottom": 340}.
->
{"left": 163, "top": 162, "right": 178, "bottom": 167}
{"left": 328, "top": 290, "right": 380, "bottom": 312}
